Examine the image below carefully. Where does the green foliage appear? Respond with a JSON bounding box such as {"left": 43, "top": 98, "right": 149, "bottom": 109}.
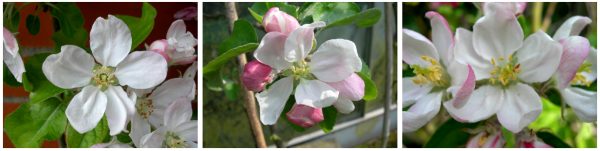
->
{"left": 22, "top": 53, "right": 66, "bottom": 103}
{"left": 25, "top": 14, "right": 41, "bottom": 35}
{"left": 116, "top": 132, "right": 132, "bottom": 144}
{"left": 575, "top": 123, "right": 596, "bottom": 148}
{"left": 358, "top": 63, "right": 378, "bottom": 101}
{"left": 501, "top": 128, "right": 516, "bottom": 147}
{"left": 66, "top": 117, "right": 110, "bottom": 148}
{"left": 203, "top": 43, "right": 259, "bottom": 75}
{"left": 300, "top": 3, "right": 360, "bottom": 25}
{"left": 4, "top": 3, "right": 21, "bottom": 32}
{"left": 217, "top": 20, "right": 258, "bottom": 54}
{"left": 318, "top": 106, "right": 338, "bottom": 133}
{"left": 544, "top": 88, "right": 562, "bottom": 106}
{"left": 424, "top": 118, "right": 480, "bottom": 147}
{"left": 248, "top": 2, "right": 299, "bottom": 24}
{"left": 324, "top": 8, "right": 382, "bottom": 30}
{"left": 4, "top": 98, "right": 67, "bottom": 147}
{"left": 51, "top": 3, "right": 88, "bottom": 51}
{"left": 116, "top": 2, "right": 157, "bottom": 50}
{"left": 537, "top": 131, "right": 571, "bottom": 148}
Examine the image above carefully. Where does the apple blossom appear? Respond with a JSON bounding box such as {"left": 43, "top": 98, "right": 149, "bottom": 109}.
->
{"left": 263, "top": 7, "right": 300, "bottom": 35}
{"left": 402, "top": 11, "right": 476, "bottom": 132}
{"left": 466, "top": 129, "right": 505, "bottom": 148}
{"left": 42, "top": 15, "right": 168, "bottom": 135}
{"left": 149, "top": 19, "right": 197, "bottom": 65}
{"left": 326, "top": 73, "right": 364, "bottom": 113}
{"left": 242, "top": 60, "right": 273, "bottom": 92}
{"left": 445, "top": 2, "right": 562, "bottom": 133}
{"left": 3, "top": 27, "right": 25, "bottom": 82}
{"left": 140, "top": 98, "right": 197, "bottom": 148}
{"left": 286, "top": 104, "right": 324, "bottom": 128}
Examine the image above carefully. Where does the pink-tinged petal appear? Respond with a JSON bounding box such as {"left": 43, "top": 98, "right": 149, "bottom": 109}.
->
{"left": 553, "top": 16, "right": 592, "bottom": 41}
{"left": 326, "top": 73, "right": 364, "bottom": 101}
{"left": 242, "top": 60, "right": 273, "bottom": 92}
{"left": 333, "top": 97, "right": 355, "bottom": 114}
{"left": 517, "top": 132, "right": 552, "bottom": 148}
{"left": 403, "top": 91, "right": 442, "bottom": 132}
{"left": 519, "top": 140, "right": 552, "bottom": 148}
{"left": 555, "top": 36, "right": 590, "bottom": 89}
{"left": 3, "top": 28, "right": 18, "bottom": 57}
{"left": 467, "top": 130, "right": 505, "bottom": 148}
{"left": 497, "top": 83, "right": 542, "bottom": 133}
{"left": 426, "top": 11, "right": 454, "bottom": 66}
{"left": 561, "top": 87, "right": 597, "bottom": 122}
{"left": 402, "top": 29, "right": 439, "bottom": 67}
{"left": 42, "top": 45, "right": 95, "bottom": 89}
{"left": 90, "top": 15, "right": 132, "bottom": 67}
{"left": 447, "top": 63, "right": 476, "bottom": 108}
{"left": 286, "top": 104, "right": 324, "bottom": 128}
{"left": 174, "top": 6, "right": 197, "bottom": 21}
{"left": 256, "top": 77, "right": 294, "bottom": 125}
{"left": 284, "top": 21, "right": 325, "bottom": 62}
{"left": 253, "top": 32, "right": 291, "bottom": 71}
{"left": 148, "top": 39, "right": 172, "bottom": 62}
{"left": 452, "top": 28, "right": 492, "bottom": 80}
{"left": 263, "top": 7, "right": 300, "bottom": 35}
{"left": 515, "top": 3, "right": 527, "bottom": 15}
{"left": 473, "top": 2, "right": 523, "bottom": 60}
{"left": 402, "top": 77, "right": 432, "bottom": 108}
{"left": 309, "top": 39, "right": 362, "bottom": 82}
{"left": 443, "top": 86, "right": 504, "bottom": 123}
{"left": 66, "top": 85, "right": 108, "bottom": 133}
{"left": 295, "top": 79, "right": 339, "bottom": 108}
{"left": 516, "top": 31, "right": 563, "bottom": 83}
{"left": 115, "top": 51, "right": 168, "bottom": 89}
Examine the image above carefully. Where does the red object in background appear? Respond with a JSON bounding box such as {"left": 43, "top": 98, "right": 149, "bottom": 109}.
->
{"left": 3, "top": 2, "right": 197, "bottom": 148}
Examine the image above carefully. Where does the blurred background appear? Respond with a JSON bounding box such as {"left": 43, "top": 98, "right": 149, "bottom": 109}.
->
{"left": 203, "top": 2, "right": 397, "bottom": 148}
{"left": 402, "top": 2, "right": 597, "bottom": 148}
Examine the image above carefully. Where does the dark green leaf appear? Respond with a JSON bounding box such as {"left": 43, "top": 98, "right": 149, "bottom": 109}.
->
{"left": 248, "top": 2, "right": 299, "bottom": 24}
{"left": 358, "top": 63, "right": 377, "bottom": 101}
{"left": 545, "top": 88, "right": 562, "bottom": 107}
{"left": 203, "top": 43, "right": 259, "bottom": 75}
{"left": 116, "top": 132, "right": 132, "bottom": 144}
{"left": 324, "top": 8, "right": 382, "bottom": 30}
{"left": 300, "top": 3, "right": 360, "bottom": 25}
{"left": 66, "top": 117, "right": 110, "bottom": 148}
{"left": 223, "top": 78, "right": 240, "bottom": 101}
{"left": 51, "top": 3, "right": 88, "bottom": 51}
{"left": 5, "top": 98, "right": 67, "bottom": 147}
{"left": 536, "top": 131, "right": 571, "bottom": 148}
{"left": 3, "top": 63, "right": 22, "bottom": 87}
{"left": 22, "top": 53, "right": 65, "bottom": 103}
{"left": 218, "top": 20, "right": 258, "bottom": 54}
{"left": 424, "top": 118, "right": 479, "bottom": 147}
{"left": 25, "top": 14, "right": 41, "bottom": 35}
{"left": 501, "top": 127, "right": 515, "bottom": 147}
{"left": 115, "top": 2, "right": 157, "bottom": 50}
{"left": 204, "top": 71, "right": 224, "bottom": 91}
{"left": 280, "top": 96, "right": 306, "bottom": 132}
{"left": 319, "top": 106, "right": 337, "bottom": 133}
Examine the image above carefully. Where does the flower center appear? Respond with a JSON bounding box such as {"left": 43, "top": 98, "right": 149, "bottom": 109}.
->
{"left": 136, "top": 98, "right": 154, "bottom": 119}
{"left": 165, "top": 131, "right": 186, "bottom": 148}
{"left": 489, "top": 55, "right": 520, "bottom": 87}
{"left": 290, "top": 60, "right": 314, "bottom": 80}
{"left": 411, "top": 56, "right": 448, "bottom": 87}
{"left": 91, "top": 66, "right": 118, "bottom": 91}
{"left": 570, "top": 61, "right": 593, "bottom": 86}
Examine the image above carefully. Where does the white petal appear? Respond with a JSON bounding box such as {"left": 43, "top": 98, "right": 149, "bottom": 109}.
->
{"left": 163, "top": 99, "right": 193, "bottom": 130}
{"left": 3, "top": 27, "right": 19, "bottom": 57}
{"left": 3, "top": 50, "right": 25, "bottom": 82}
{"left": 66, "top": 85, "right": 107, "bottom": 133}
{"left": 402, "top": 29, "right": 439, "bottom": 67}
{"left": 104, "top": 86, "right": 134, "bottom": 135}
{"left": 130, "top": 114, "right": 151, "bottom": 147}
{"left": 333, "top": 97, "right": 355, "bottom": 114}
{"left": 174, "top": 121, "right": 198, "bottom": 142}
{"left": 473, "top": 2, "right": 524, "bottom": 60}
{"left": 115, "top": 51, "right": 167, "bottom": 89}
{"left": 446, "top": 63, "right": 476, "bottom": 108}
{"left": 140, "top": 127, "right": 166, "bottom": 148}
{"left": 90, "top": 15, "right": 132, "bottom": 66}
{"left": 309, "top": 39, "right": 362, "bottom": 82}
{"left": 556, "top": 36, "right": 590, "bottom": 88}
{"left": 256, "top": 77, "right": 294, "bottom": 125}
{"left": 167, "top": 20, "right": 197, "bottom": 53}
{"left": 553, "top": 16, "right": 592, "bottom": 41}
{"left": 403, "top": 91, "right": 442, "bottom": 132}
{"left": 426, "top": 11, "right": 454, "bottom": 66}
{"left": 497, "top": 83, "right": 542, "bottom": 133}
{"left": 561, "top": 87, "right": 597, "bottom": 122}
{"left": 516, "top": 31, "right": 562, "bottom": 83}
{"left": 150, "top": 78, "right": 196, "bottom": 109}
{"left": 42, "top": 45, "right": 95, "bottom": 89}
{"left": 402, "top": 77, "right": 432, "bottom": 107}
{"left": 452, "top": 28, "right": 492, "bottom": 80}
{"left": 284, "top": 21, "right": 325, "bottom": 62}
{"left": 253, "top": 32, "right": 291, "bottom": 71}
{"left": 295, "top": 79, "right": 339, "bottom": 108}
{"left": 443, "top": 85, "right": 504, "bottom": 123}
{"left": 183, "top": 61, "right": 198, "bottom": 79}
{"left": 581, "top": 47, "right": 597, "bottom": 82}
{"left": 167, "top": 20, "right": 186, "bottom": 41}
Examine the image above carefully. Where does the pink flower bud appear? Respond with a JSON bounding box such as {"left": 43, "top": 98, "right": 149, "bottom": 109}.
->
{"left": 149, "top": 39, "right": 172, "bottom": 62}
{"left": 242, "top": 60, "right": 273, "bottom": 92}
{"left": 174, "top": 6, "right": 197, "bottom": 21}
{"left": 326, "top": 73, "right": 365, "bottom": 101}
{"left": 286, "top": 104, "right": 324, "bottom": 128}
{"left": 516, "top": 130, "right": 552, "bottom": 148}
{"left": 262, "top": 7, "right": 300, "bottom": 35}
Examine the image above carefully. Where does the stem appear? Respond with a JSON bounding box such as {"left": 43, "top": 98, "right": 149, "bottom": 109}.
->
{"left": 541, "top": 2, "right": 557, "bottom": 32}
{"left": 532, "top": 2, "right": 543, "bottom": 32}
{"left": 381, "top": 3, "right": 394, "bottom": 148}
{"left": 224, "top": 2, "right": 267, "bottom": 148}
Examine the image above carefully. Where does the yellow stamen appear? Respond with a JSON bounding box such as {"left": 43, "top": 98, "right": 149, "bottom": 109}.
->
{"left": 411, "top": 56, "right": 448, "bottom": 87}
{"left": 570, "top": 61, "right": 593, "bottom": 86}
{"left": 489, "top": 55, "right": 520, "bottom": 87}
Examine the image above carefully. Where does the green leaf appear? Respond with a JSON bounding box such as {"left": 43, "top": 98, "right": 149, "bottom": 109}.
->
{"left": 280, "top": 96, "right": 306, "bottom": 132}
{"left": 5, "top": 98, "right": 68, "bottom": 147}
{"left": 22, "top": 53, "right": 65, "bottom": 103}
{"left": 318, "top": 106, "right": 337, "bottom": 133}
{"left": 66, "top": 117, "right": 110, "bottom": 148}
{"left": 536, "top": 131, "right": 571, "bottom": 148}
{"left": 3, "top": 3, "right": 21, "bottom": 32}
{"left": 424, "top": 118, "right": 480, "bottom": 147}
{"left": 115, "top": 2, "right": 157, "bottom": 50}
{"left": 116, "top": 132, "right": 132, "bottom": 144}
{"left": 223, "top": 78, "right": 240, "bottom": 101}
{"left": 501, "top": 127, "right": 516, "bottom": 147}
{"left": 203, "top": 43, "right": 259, "bottom": 75}
{"left": 248, "top": 2, "right": 299, "bottom": 24}
{"left": 3, "top": 63, "right": 22, "bottom": 87}
{"left": 300, "top": 3, "right": 360, "bottom": 25}
{"left": 324, "top": 8, "right": 382, "bottom": 30}
{"left": 575, "top": 123, "right": 596, "bottom": 148}
{"left": 26, "top": 14, "right": 41, "bottom": 35}
{"left": 358, "top": 63, "right": 378, "bottom": 101}
{"left": 51, "top": 3, "right": 88, "bottom": 51}
{"left": 218, "top": 20, "right": 258, "bottom": 54}
{"left": 544, "top": 88, "right": 562, "bottom": 106}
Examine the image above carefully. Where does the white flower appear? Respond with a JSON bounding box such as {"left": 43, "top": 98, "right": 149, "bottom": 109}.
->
{"left": 402, "top": 11, "right": 476, "bottom": 132}
{"left": 3, "top": 27, "right": 25, "bottom": 82}
{"left": 42, "top": 15, "right": 168, "bottom": 135}
{"left": 91, "top": 137, "right": 132, "bottom": 148}
{"left": 149, "top": 20, "right": 197, "bottom": 65}
{"left": 254, "top": 21, "right": 363, "bottom": 125}
{"left": 139, "top": 98, "right": 197, "bottom": 148}
{"left": 129, "top": 62, "right": 196, "bottom": 147}
{"left": 445, "top": 2, "right": 563, "bottom": 133}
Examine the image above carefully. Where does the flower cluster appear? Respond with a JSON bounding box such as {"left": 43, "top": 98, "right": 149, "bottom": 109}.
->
{"left": 403, "top": 2, "right": 596, "bottom": 148}
{"left": 241, "top": 7, "right": 366, "bottom": 128}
